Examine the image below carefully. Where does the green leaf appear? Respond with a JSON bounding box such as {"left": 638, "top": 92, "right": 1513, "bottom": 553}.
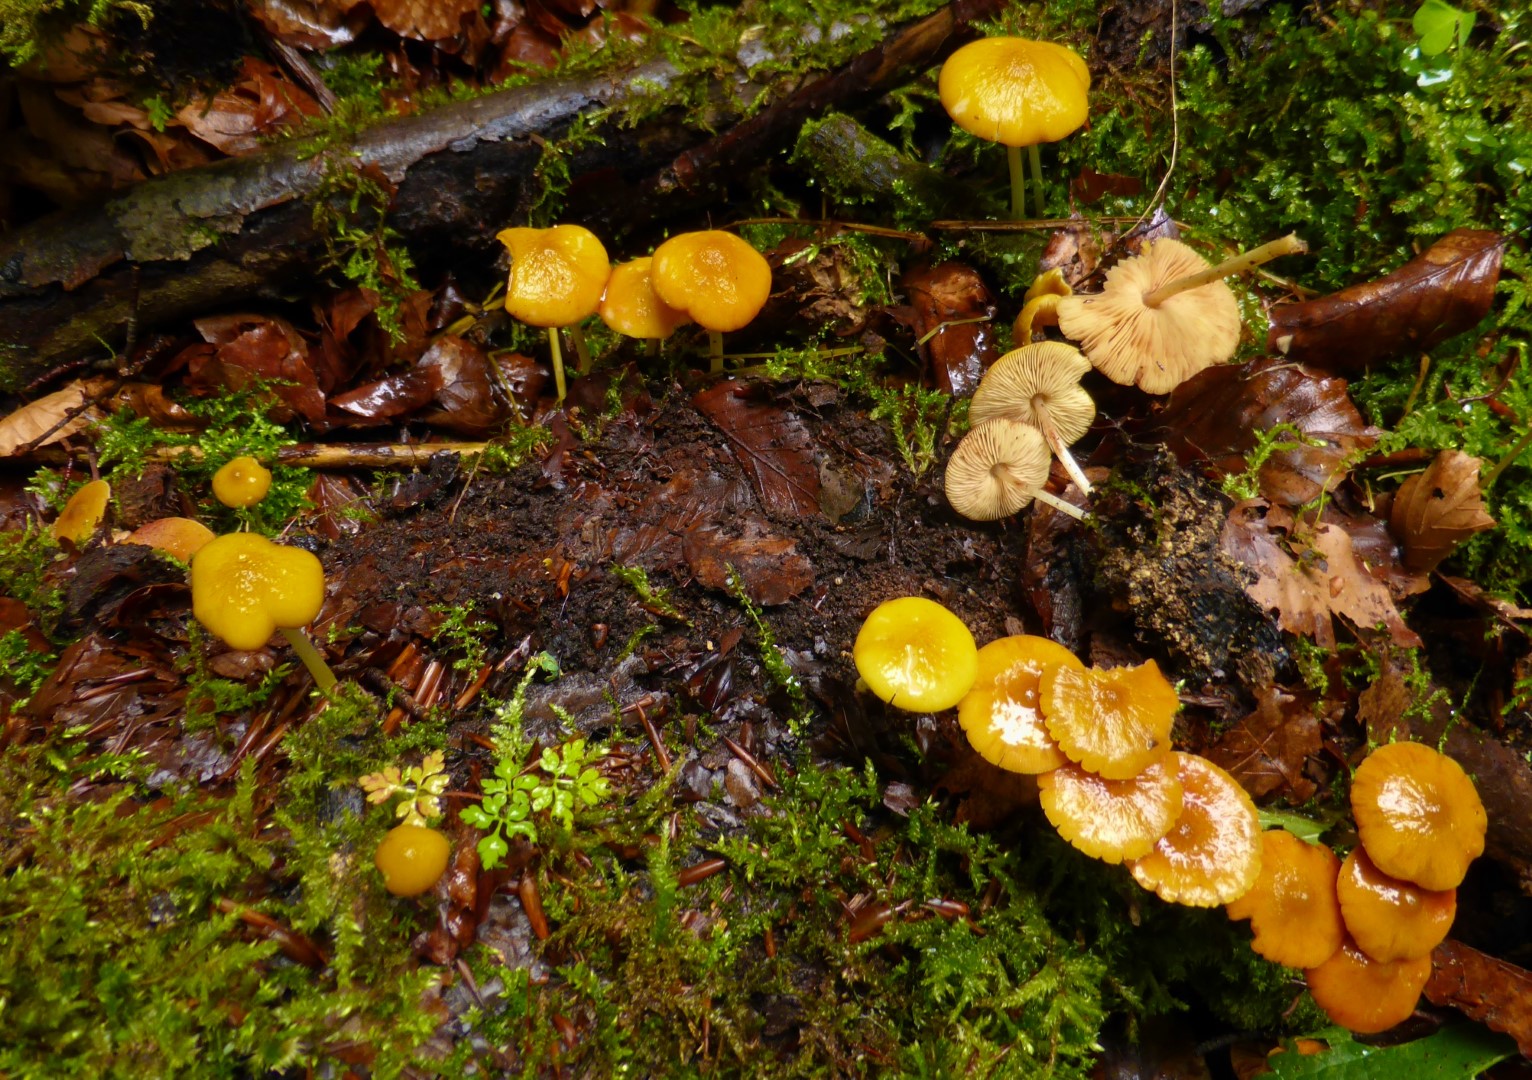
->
{"left": 459, "top": 806, "right": 492, "bottom": 829}
{"left": 1268, "top": 1023, "right": 1515, "bottom": 1078}
{"left": 478, "top": 833, "right": 510, "bottom": 870}
{"left": 1257, "top": 808, "right": 1329, "bottom": 845}
{"left": 1412, "top": 0, "right": 1474, "bottom": 56}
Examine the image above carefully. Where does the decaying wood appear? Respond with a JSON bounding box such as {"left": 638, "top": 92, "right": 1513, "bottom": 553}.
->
{"left": 0, "top": 0, "right": 1004, "bottom": 390}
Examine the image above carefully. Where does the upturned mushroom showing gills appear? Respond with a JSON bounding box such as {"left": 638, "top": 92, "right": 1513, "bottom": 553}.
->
{"left": 938, "top": 37, "right": 1089, "bottom": 219}
{"left": 1350, "top": 740, "right": 1486, "bottom": 891}
{"left": 853, "top": 596, "right": 978, "bottom": 713}
{"left": 970, "top": 342, "right": 1096, "bottom": 494}
{"left": 945, "top": 418, "right": 1085, "bottom": 522}
{"left": 650, "top": 230, "right": 772, "bottom": 373}
{"left": 191, "top": 532, "right": 336, "bottom": 690}
{"left": 1225, "top": 830, "right": 1344, "bottom": 969}
{"left": 958, "top": 635, "right": 1083, "bottom": 774}
{"left": 1039, "top": 758, "right": 1184, "bottom": 865}
{"left": 599, "top": 257, "right": 692, "bottom": 349}
{"left": 1056, "top": 234, "right": 1305, "bottom": 394}
{"left": 1305, "top": 939, "right": 1432, "bottom": 1035}
{"left": 1041, "top": 659, "right": 1178, "bottom": 780}
{"left": 497, "top": 224, "right": 612, "bottom": 402}
{"left": 1126, "top": 752, "right": 1262, "bottom": 907}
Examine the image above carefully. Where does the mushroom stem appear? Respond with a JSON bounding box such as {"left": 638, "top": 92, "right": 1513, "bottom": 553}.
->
{"left": 569, "top": 323, "right": 595, "bottom": 375}
{"left": 1030, "top": 487, "right": 1087, "bottom": 521}
{"left": 1007, "top": 145, "right": 1027, "bottom": 220}
{"left": 708, "top": 331, "right": 725, "bottom": 374}
{"left": 1033, "top": 398, "right": 1093, "bottom": 495}
{"left": 644, "top": 338, "right": 659, "bottom": 359}
{"left": 546, "top": 328, "right": 568, "bottom": 402}
{"left": 280, "top": 627, "right": 338, "bottom": 692}
{"left": 1027, "top": 144, "right": 1046, "bottom": 219}
{"left": 1142, "top": 233, "right": 1308, "bottom": 308}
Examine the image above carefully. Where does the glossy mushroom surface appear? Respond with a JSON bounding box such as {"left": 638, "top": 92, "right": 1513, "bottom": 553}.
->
{"left": 1351, "top": 740, "right": 1486, "bottom": 891}
{"left": 1336, "top": 847, "right": 1455, "bottom": 962}
{"left": 599, "top": 257, "right": 692, "bottom": 340}
{"left": 650, "top": 231, "right": 772, "bottom": 333}
{"left": 190, "top": 532, "right": 327, "bottom": 652}
{"left": 958, "top": 635, "right": 1082, "bottom": 774}
{"left": 1225, "top": 830, "right": 1344, "bottom": 969}
{"left": 127, "top": 517, "right": 216, "bottom": 562}
{"left": 1127, "top": 753, "right": 1262, "bottom": 907}
{"left": 497, "top": 225, "right": 611, "bottom": 328}
{"left": 375, "top": 823, "right": 451, "bottom": 897}
{"left": 852, "top": 596, "right": 978, "bottom": 713}
{"left": 54, "top": 478, "right": 110, "bottom": 545}
{"left": 1305, "top": 939, "right": 1431, "bottom": 1035}
{"left": 212, "top": 455, "right": 273, "bottom": 508}
{"left": 938, "top": 38, "right": 1089, "bottom": 147}
{"left": 1041, "top": 659, "right": 1178, "bottom": 780}
{"left": 1039, "top": 757, "right": 1184, "bottom": 864}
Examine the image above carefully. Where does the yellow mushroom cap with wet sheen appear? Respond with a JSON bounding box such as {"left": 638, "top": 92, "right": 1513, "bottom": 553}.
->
{"left": 1336, "top": 846, "right": 1456, "bottom": 963}
{"left": 944, "top": 418, "right": 1052, "bottom": 521}
{"left": 1041, "top": 659, "right": 1178, "bottom": 780}
{"left": 497, "top": 224, "right": 612, "bottom": 328}
{"left": 970, "top": 342, "right": 1095, "bottom": 443}
{"left": 1056, "top": 238, "right": 1241, "bottom": 395}
{"left": 650, "top": 231, "right": 772, "bottom": 333}
{"left": 958, "top": 635, "right": 1083, "bottom": 774}
{"left": 1127, "top": 752, "right": 1262, "bottom": 907}
{"left": 1039, "top": 757, "right": 1184, "bottom": 864}
{"left": 938, "top": 38, "right": 1090, "bottom": 148}
{"left": 375, "top": 823, "right": 451, "bottom": 898}
{"left": 1225, "top": 830, "right": 1344, "bottom": 969}
{"left": 212, "top": 455, "right": 273, "bottom": 508}
{"left": 1351, "top": 740, "right": 1486, "bottom": 891}
{"left": 599, "top": 257, "right": 693, "bottom": 340}
{"left": 1305, "top": 938, "right": 1431, "bottom": 1035}
{"left": 191, "top": 532, "right": 326, "bottom": 652}
{"left": 853, "top": 596, "right": 978, "bottom": 713}
{"left": 54, "top": 478, "right": 110, "bottom": 545}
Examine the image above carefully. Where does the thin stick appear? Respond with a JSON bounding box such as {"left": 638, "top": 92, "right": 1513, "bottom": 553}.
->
{"left": 1007, "top": 144, "right": 1027, "bottom": 221}
{"left": 280, "top": 627, "right": 337, "bottom": 691}
{"left": 708, "top": 331, "right": 725, "bottom": 374}
{"left": 1483, "top": 425, "right": 1532, "bottom": 491}
{"left": 1034, "top": 399, "right": 1092, "bottom": 495}
{"left": 1027, "top": 144, "right": 1046, "bottom": 219}
{"left": 569, "top": 323, "right": 594, "bottom": 375}
{"left": 1030, "top": 487, "right": 1086, "bottom": 521}
{"left": 547, "top": 328, "right": 567, "bottom": 401}
{"left": 1143, "top": 233, "right": 1308, "bottom": 307}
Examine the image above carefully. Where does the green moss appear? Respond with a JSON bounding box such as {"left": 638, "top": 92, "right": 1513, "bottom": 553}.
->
{"left": 0, "top": 0, "right": 151, "bottom": 65}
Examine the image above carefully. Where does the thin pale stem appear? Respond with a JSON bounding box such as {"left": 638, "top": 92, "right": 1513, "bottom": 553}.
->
{"left": 280, "top": 627, "right": 337, "bottom": 692}
{"left": 1034, "top": 399, "right": 1092, "bottom": 495}
{"left": 569, "top": 323, "right": 594, "bottom": 375}
{"left": 1007, "top": 145, "right": 1026, "bottom": 221}
{"left": 547, "top": 328, "right": 567, "bottom": 402}
{"left": 1143, "top": 233, "right": 1307, "bottom": 307}
{"left": 708, "top": 331, "right": 725, "bottom": 374}
{"left": 1484, "top": 424, "right": 1532, "bottom": 490}
{"left": 1030, "top": 487, "right": 1086, "bottom": 521}
{"left": 1027, "top": 144, "right": 1046, "bottom": 219}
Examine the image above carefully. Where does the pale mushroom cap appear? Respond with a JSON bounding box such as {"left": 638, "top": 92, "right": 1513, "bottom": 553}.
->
{"left": 1056, "top": 238, "right": 1241, "bottom": 395}
{"left": 944, "top": 418, "right": 1051, "bottom": 521}
{"left": 938, "top": 38, "right": 1090, "bottom": 147}
{"left": 651, "top": 231, "right": 772, "bottom": 333}
{"left": 599, "top": 258, "right": 692, "bottom": 340}
{"left": 1039, "top": 757, "right": 1185, "bottom": 864}
{"left": 498, "top": 225, "right": 611, "bottom": 328}
{"left": 1127, "top": 752, "right": 1262, "bottom": 907}
{"left": 958, "top": 634, "right": 1083, "bottom": 774}
{"left": 970, "top": 342, "right": 1096, "bottom": 444}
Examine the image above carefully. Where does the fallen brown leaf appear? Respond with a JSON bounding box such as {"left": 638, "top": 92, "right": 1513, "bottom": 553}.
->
{"left": 1426, "top": 939, "right": 1532, "bottom": 1057}
{"left": 0, "top": 377, "right": 112, "bottom": 456}
{"left": 897, "top": 262, "right": 997, "bottom": 397}
{"left": 1268, "top": 230, "right": 1503, "bottom": 370}
{"left": 176, "top": 57, "right": 322, "bottom": 155}
{"left": 189, "top": 313, "right": 326, "bottom": 424}
{"left": 693, "top": 381, "right": 822, "bottom": 519}
{"left": 681, "top": 526, "right": 813, "bottom": 606}
{"left": 1205, "top": 683, "right": 1320, "bottom": 802}
{"left": 367, "top": 0, "right": 479, "bottom": 40}
{"left": 1388, "top": 449, "right": 1496, "bottom": 573}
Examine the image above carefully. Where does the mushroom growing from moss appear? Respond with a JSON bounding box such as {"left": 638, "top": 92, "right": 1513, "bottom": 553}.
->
{"left": 375, "top": 822, "right": 451, "bottom": 897}
{"left": 191, "top": 532, "right": 336, "bottom": 690}
{"left": 1039, "top": 757, "right": 1184, "bottom": 864}
{"left": 212, "top": 455, "right": 273, "bottom": 508}
{"left": 1337, "top": 846, "right": 1456, "bottom": 962}
{"left": 1127, "top": 752, "right": 1262, "bottom": 907}
{"left": 599, "top": 256, "right": 692, "bottom": 351}
{"left": 958, "top": 634, "right": 1083, "bottom": 774}
{"left": 938, "top": 37, "right": 1089, "bottom": 219}
{"left": 497, "top": 224, "right": 612, "bottom": 402}
{"left": 650, "top": 231, "right": 772, "bottom": 373}
{"left": 1041, "top": 659, "right": 1178, "bottom": 780}
{"left": 1305, "top": 938, "right": 1432, "bottom": 1035}
{"left": 970, "top": 342, "right": 1096, "bottom": 494}
{"left": 1225, "top": 830, "right": 1344, "bottom": 969}
{"left": 853, "top": 596, "right": 978, "bottom": 713}
{"left": 944, "top": 418, "right": 1086, "bottom": 522}
{"left": 1351, "top": 740, "right": 1486, "bottom": 891}
{"left": 54, "top": 478, "right": 111, "bottom": 545}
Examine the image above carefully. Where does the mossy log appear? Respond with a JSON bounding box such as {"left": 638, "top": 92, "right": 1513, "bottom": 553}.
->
{"left": 0, "top": 0, "right": 1003, "bottom": 391}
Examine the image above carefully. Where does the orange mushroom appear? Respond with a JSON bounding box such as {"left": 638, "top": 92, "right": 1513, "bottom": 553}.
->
{"left": 599, "top": 257, "right": 692, "bottom": 349}
{"left": 650, "top": 231, "right": 772, "bottom": 373}
{"left": 1305, "top": 938, "right": 1431, "bottom": 1035}
{"left": 1041, "top": 659, "right": 1178, "bottom": 780}
{"left": 1127, "top": 752, "right": 1262, "bottom": 907}
{"left": 852, "top": 596, "right": 978, "bottom": 713}
{"left": 1336, "top": 847, "right": 1455, "bottom": 963}
{"left": 54, "top": 478, "right": 110, "bottom": 545}
{"left": 497, "top": 224, "right": 612, "bottom": 402}
{"left": 1038, "top": 757, "right": 1183, "bottom": 864}
{"left": 1351, "top": 740, "right": 1486, "bottom": 891}
{"left": 127, "top": 517, "right": 216, "bottom": 562}
{"left": 212, "top": 455, "right": 273, "bottom": 508}
{"left": 958, "top": 635, "right": 1082, "bottom": 774}
{"left": 1225, "top": 830, "right": 1344, "bottom": 969}
{"left": 374, "top": 822, "right": 451, "bottom": 897}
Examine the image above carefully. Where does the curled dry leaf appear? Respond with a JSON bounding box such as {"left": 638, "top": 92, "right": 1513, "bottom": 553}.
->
{"left": 897, "top": 262, "right": 998, "bottom": 397}
{"left": 1388, "top": 450, "right": 1495, "bottom": 573}
{"left": 1426, "top": 939, "right": 1532, "bottom": 1057}
{"left": 1268, "top": 230, "right": 1503, "bottom": 370}
{"left": 368, "top": 0, "right": 479, "bottom": 40}
{"left": 1159, "top": 357, "right": 1378, "bottom": 507}
{"left": 1205, "top": 683, "right": 1320, "bottom": 802}
{"left": 175, "top": 58, "right": 322, "bottom": 155}
{"left": 0, "top": 377, "right": 112, "bottom": 456}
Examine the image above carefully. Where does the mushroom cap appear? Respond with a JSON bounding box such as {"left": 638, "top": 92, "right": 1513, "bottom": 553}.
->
{"left": 1041, "top": 659, "right": 1178, "bottom": 780}
{"left": 1039, "top": 757, "right": 1184, "bottom": 864}
{"left": 599, "top": 257, "right": 693, "bottom": 340}
{"left": 944, "top": 418, "right": 1052, "bottom": 521}
{"left": 1305, "top": 938, "right": 1432, "bottom": 1035}
{"left": 374, "top": 823, "right": 451, "bottom": 897}
{"left": 191, "top": 532, "right": 326, "bottom": 652}
{"left": 853, "top": 596, "right": 978, "bottom": 713}
{"left": 938, "top": 38, "right": 1090, "bottom": 148}
{"left": 1337, "top": 846, "right": 1455, "bottom": 963}
{"left": 1127, "top": 752, "right": 1262, "bottom": 907}
{"left": 650, "top": 231, "right": 772, "bottom": 333}
{"left": 1055, "top": 238, "right": 1241, "bottom": 395}
{"left": 1225, "top": 830, "right": 1344, "bottom": 969}
{"left": 958, "top": 634, "right": 1083, "bottom": 774}
{"left": 970, "top": 342, "right": 1096, "bottom": 444}
{"left": 497, "top": 224, "right": 612, "bottom": 328}
{"left": 54, "top": 478, "right": 110, "bottom": 545}
{"left": 127, "top": 517, "right": 216, "bottom": 562}
{"left": 212, "top": 455, "right": 273, "bottom": 508}
{"left": 1351, "top": 741, "right": 1486, "bottom": 891}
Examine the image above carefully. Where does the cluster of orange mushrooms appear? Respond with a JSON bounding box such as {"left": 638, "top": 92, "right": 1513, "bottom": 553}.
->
{"left": 496, "top": 225, "right": 772, "bottom": 401}
{"left": 852, "top": 596, "right": 1488, "bottom": 1035}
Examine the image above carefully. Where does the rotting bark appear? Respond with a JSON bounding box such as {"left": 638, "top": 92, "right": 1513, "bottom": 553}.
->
{"left": 0, "top": 0, "right": 1005, "bottom": 391}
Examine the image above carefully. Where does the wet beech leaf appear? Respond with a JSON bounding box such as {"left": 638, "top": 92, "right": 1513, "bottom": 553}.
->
{"left": 1266, "top": 1022, "right": 1514, "bottom": 1077}
{"left": 1206, "top": 684, "right": 1320, "bottom": 802}
{"left": 189, "top": 314, "right": 326, "bottom": 424}
{"left": 898, "top": 261, "right": 997, "bottom": 396}
{"left": 693, "top": 381, "right": 821, "bottom": 518}
{"left": 1426, "top": 940, "right": 1532, "bottom": 1057}
{"left": 1267, "top": 230, "right": 1503, "bottom": 370}
{"left": 0, "top": 377, "right": 111, "bottom": 456}
{"left": 681, "top": 526, "right": 813, "bottom": 606}
{"left": 368, "top": 0, "right": 478, "bottom": 40}
{"left": 1388, "top": 450, "right": 1495, "bottom": 573}
{"left": 175, "top": 57, "right": 322, "bottom": 155}
{"left": 1160, "top": 358, "right": 1378, "bottom": 507}
{"left": 331, "top": 368, "right": 441, "bottom": 420}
